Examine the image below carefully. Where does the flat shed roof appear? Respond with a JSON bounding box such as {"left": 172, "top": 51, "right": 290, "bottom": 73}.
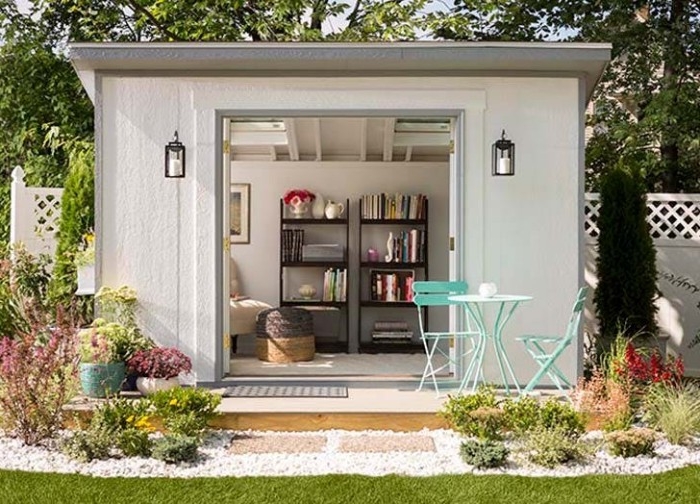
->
{"left": 69, "top": 41, "right": 611, "bottom": 102}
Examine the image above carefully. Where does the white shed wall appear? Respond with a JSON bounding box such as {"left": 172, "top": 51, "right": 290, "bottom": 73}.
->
{"left": 100, "top": 76, "right": 580, "bottom": 383}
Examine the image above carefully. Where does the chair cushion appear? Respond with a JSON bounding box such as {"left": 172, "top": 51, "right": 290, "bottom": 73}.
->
{"left": 230, "top": 299, "right": 271, "bottom": 335}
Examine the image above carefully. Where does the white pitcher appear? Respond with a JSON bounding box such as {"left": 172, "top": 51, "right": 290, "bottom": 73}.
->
{"left": 324, "top": 200, "right": 345, "bottom": 219}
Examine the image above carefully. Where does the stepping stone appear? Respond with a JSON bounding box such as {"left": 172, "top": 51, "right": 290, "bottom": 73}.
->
{"left": 337, "top": 434, "right": 435, "bottom": 453}
{"left": 229, "top": 434, "right": 327, "bottom": 454}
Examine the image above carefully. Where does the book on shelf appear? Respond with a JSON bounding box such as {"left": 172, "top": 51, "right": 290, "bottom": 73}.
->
{"left": 373, "top": 320, "right": 409, "bottom": 331}
{"left": 369, "top": 269, "right": 415, "bottom": 302}
{"left": 371, "top": 331, "right": 414, "bottom": 343}
{"left": 361, "top": 193, "right": 427, "bottom": 220}
{"left": 322, "top": 268, "right": 347, "bottom": 302}
{"left": 281, "top": 229, "right": 304, "bottom": 262}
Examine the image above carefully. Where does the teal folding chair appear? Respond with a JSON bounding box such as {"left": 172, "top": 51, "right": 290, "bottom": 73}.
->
{"left": 516, "top": 287, "right": 588, "bottom": 395}
{"left": 412, "top": 281, "right": 481, "bottom": 395}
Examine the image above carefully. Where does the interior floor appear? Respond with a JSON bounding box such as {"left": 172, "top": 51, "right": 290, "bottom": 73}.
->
{"left": 229, "top": 352, "right": 449, "bottom": 378}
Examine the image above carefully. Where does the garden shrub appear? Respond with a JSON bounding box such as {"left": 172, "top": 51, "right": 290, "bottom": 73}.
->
{"left": 61, "top": 426, "right": 112, "bottom": 462}
{"left": 150, "top": 387, "right": 221, "bottom": 438}
{"left": 0, "top": 309, "right": 79, "bottom": 445}
{"left": 467, "top": 407, "right": 507, "bottom": 441}
{"left": 644, "top": 383, "right": 700, "bottom": 445}
{"left": 91, "top": 398, "right": 153, "bottom": 435}
{"left": 152, "top": 435, "right": 199, "bottom": 464}
{"left": 571, "top": 369, "right": 632, "bottom": 432}
{"left": 593, "top": 162, "right": 658, "bottom": 360}
{"left": 538, "top": 399, "right": 585, "bottom": 436}
{"left": 605, "top": 428, "right": 656, "bottom": 458}
{"left": 524, "top": 425, "right": 587, "bottom": 468}
{"left": 501, "top": 396, "right": 540, "bottom": 436}
{"left": 439, "top": 387, "right": 499, "bottom": 437}
{"left": 460, "top": 439, "right": 509, "bottom": 469}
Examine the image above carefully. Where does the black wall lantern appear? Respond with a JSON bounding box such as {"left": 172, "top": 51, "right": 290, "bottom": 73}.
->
{"left": 165, "top": 130, "right": 185, "bottom": 178}
{"left": 492, "top": 129, "right": 515, "bottom": 176}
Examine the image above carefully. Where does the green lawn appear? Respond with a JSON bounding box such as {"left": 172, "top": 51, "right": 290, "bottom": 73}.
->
{"left": 1, "top": 467, "right": 699, "bottom": 504}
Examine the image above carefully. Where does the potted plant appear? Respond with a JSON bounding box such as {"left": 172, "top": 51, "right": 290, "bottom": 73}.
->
{"left": 127, "top": 347, "right": 193, "bottom": 396}
{"left": 78, "top": 319, "right": 129, "bottom": 398}
{"left": 74, "top": 232, "right": 95, "bottom": 295}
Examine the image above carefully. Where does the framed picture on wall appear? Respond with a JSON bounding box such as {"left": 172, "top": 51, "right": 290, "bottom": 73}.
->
{"left": 230, "top": 183, "right": 251, "bottom": 244}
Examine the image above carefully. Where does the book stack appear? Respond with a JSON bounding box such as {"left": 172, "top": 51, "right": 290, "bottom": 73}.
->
{"left": 388, "top": 229, "right": 426, "bottom": 263}
{"left": 322, "top": 268, "right": 347, "bottom": 302}
{"left": 281, "top": 229, "right": 304, "bottom": 262}
{"left": 370, "top": 269, "right": 414, "bottom": 302}
{"left": 361, "top": 193, "right": 427, "bottom": 220}
{"left": 371, "top": 321, "right": 413, "bottom": 343}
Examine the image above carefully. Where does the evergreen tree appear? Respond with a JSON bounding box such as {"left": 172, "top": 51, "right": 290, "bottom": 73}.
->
{"left": 594, "top": 161, "right": 658, "bottom": 353}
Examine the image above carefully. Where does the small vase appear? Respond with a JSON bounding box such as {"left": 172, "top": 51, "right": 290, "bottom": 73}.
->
{"left": 136, "top": 376, "right": 180, "bottom": 396}
{"left": 311, "top": 193, "right": 325, "bottom": 219}
{"left": 289, "top": 201, "right": 309, "bottom": 218}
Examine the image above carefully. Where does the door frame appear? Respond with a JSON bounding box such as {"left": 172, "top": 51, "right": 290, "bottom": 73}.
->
{"left": 215, "top": 106, "right": 477, "bottom": 381}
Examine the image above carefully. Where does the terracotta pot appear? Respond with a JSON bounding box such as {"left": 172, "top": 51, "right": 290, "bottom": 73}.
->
{"left": 136, "top": 376, "right": 180, "bottom": 396}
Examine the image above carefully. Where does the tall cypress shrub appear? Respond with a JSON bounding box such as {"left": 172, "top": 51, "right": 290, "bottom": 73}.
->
{"left": 48, "top": 143, "right": 94, "bottom": 320}
{"left": 594, "top": 162, "right": 658, "bottom": 354}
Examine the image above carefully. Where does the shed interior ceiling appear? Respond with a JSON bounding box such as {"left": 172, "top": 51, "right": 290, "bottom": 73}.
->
{"left": 228, "top": 117, "right": 451, "bottom": 163}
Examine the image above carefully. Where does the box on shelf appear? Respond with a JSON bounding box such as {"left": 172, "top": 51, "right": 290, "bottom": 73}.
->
{"left": 302, "top": 244, "right": 344, "bottom": 262}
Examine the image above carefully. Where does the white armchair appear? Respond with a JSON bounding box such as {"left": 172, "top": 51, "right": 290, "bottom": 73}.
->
{"left": 229, "top": 258, "right": 272, "bottom": 354}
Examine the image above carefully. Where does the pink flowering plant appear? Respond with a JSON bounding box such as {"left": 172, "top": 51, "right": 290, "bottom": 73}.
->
{"left": 127, "top": 347, "right": 192, "bottom": 379}
{"left": 282, "top": 189, "right": 315, "bottom": 206}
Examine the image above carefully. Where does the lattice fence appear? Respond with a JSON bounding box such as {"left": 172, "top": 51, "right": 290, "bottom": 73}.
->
{"left": 10, "top": 166, "right": 64, "bottom": 258}
{"left": 585, "top": 193, "right": 700, "bottom": 242}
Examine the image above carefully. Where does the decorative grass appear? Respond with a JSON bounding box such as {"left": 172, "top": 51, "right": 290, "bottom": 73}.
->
{"left": 2, "top": 467, "right": 700, "bottom": 504}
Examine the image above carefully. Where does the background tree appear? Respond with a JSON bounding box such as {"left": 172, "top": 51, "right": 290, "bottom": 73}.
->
{"left": 0, "top": 0, "right": 429, "bottom": 246}
{"left": 427, "top": 1, "right": 700, "bottom": 192}
{"left": 593, "top": 161, "right": 658, "bottom": 355}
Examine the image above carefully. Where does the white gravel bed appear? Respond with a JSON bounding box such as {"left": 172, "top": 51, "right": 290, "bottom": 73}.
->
{"left": 0, "top": 429, "right": 699, "bottom": 479}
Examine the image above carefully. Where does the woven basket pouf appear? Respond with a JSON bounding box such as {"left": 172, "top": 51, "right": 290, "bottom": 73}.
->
{"left": 255, "top": 307, "right": 315, "bottom": 363}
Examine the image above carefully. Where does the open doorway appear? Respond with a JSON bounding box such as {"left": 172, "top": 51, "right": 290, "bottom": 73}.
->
{"left": 222, "top": 115, "right": 460, "bottom": 378}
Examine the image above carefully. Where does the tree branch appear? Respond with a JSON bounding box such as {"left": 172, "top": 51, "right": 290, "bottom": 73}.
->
{"left": 119, "top": 0, "right": 184, "bottom": 41}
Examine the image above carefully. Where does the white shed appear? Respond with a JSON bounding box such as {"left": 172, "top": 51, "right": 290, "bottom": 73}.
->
{"left": 69, "top": 42, "right": 610, "bottom": 385}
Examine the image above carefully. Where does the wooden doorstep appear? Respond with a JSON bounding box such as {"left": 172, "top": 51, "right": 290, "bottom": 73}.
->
{"left": 210, "top": 412, "right": 448, "bottom": 432}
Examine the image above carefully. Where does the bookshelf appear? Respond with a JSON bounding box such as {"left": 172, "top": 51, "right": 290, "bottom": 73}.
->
{"left": 358, "top": 195, "right": 428, "bottom": 354}
{"left": 279, "top": 199, "right": 350, "bottom": 353}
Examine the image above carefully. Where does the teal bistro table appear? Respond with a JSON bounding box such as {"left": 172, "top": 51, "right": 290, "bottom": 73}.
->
{"left": 447, "top": 294, "right": 533, "bottom": 395}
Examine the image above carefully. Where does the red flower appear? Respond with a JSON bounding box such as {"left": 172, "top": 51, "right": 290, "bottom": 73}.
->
{"left": 283, "top": 189, "right": 315, "bottom": 205}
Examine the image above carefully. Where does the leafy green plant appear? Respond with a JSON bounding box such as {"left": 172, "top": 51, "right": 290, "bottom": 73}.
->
{"left": 593, "top": 163, "right": 658, "bottom": 360}
{"left": 605, "top": 428, "right": 656, "bottom": 458}
{"left": 524, "top": 425, "right": 587, "bottom": 468}
{"left": 118, "top": 428, "right": 153, "bottom": 458}
{"left": 61, "top": 426, "right": 112, "bottom": 462}
{"left": 152, "top": 435, "right": 199, "bottom": 464}
{"left": 96, "top": 286, "right": 139, "bottom": 329}
{"left": 459, "top": 439, "right": 509, "bottom": 469}
{"left": 501, "top": 397, "right": 540, "bottom": 436}
{"left": 150, "top": 387, "right": 221, "bottom": 438}
{"left": 538, "top": 399, "right": 585, "bottom": 436}
{"left": 439, "top": 387, "right": 498, "bottom": 437}
{"left": 91, "top": 398, "right": 152, "bottom": 435}
{"left": 644, "top": 383, "right": 700, "bottom": 445}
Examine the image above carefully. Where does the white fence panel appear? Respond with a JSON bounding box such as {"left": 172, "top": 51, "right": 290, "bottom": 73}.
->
{"left": 584, "top": 193, "right": 700, "bottom": 375}
{"left": 10, "top": 166, "right": 63, "bottom": 259}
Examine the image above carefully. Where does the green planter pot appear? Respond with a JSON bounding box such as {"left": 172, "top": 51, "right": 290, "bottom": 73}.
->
{"left": 79, "top": 362, "right": 126, "bottom": 398}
